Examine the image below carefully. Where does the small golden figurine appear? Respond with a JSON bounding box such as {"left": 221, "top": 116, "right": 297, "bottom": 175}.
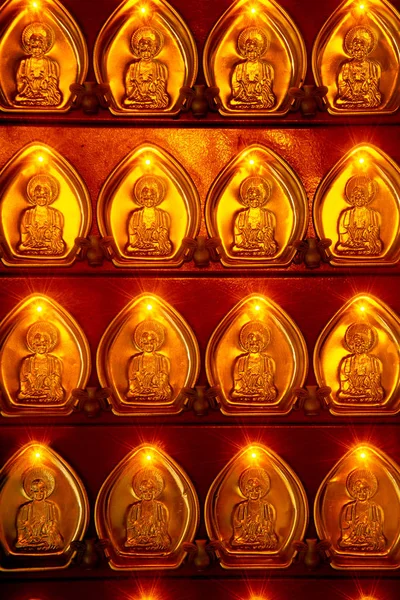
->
{"left": 335, "top": 176, "right": 382, "bottom": 256}
{"left": 125, "top": 467, "right": 171, "bottom": 551}
{"left": 337, "top": 323, "right": 384, "bottom": 404}
{"left": 335, "top": 26, "right": 382, "bottom": 109}
{"left": 126, "top": 175, "right": 172, "bottom": 256}
{"left": 230, "top": 27, "right": 275, "bottom": 110}
{"left": 231, "top": 467, "right": 278, "bottom": 550}
{"left": 338, "top": 468, "right": 386, "bottom": 552}
{"left": 232, "top": 176, "right": 278, "bottom": 256}
{"left": 15, "top": 22, "right": 62, "bottom": 107}
{"left": 18, "top": 174, "right": 66, "bottom": 256}
{"left": 126, "top": 319, "right": 173, "bottom": 402}
{"left": 123, "top": 27, "right": 169, "bottom": 109}
{"left": 231, "top": 321, "right": 277, "bottom": 403}
{"left": 17, "top": 321, "right": 64, "bottom": 405}
{"left": 15, "top": 467, "right": 63, "bottom": 551}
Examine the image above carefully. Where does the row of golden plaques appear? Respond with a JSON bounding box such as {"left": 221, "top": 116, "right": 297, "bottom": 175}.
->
{"left": 1, "top": 292, "right": 400, "bottom": 417}
{"left": 0, "top": 0, "right": 399, "bottom": 115}
{"left": 1, "top": 141, "right": 400, "bottom": 268}
{"left": 1, "top": 441, "right": 400, "bottom": 571}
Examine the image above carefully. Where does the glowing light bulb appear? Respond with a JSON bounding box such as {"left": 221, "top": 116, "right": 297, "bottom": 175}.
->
{"left": 31, "top": 0, "right": 39, "bottom": 8}
{"left": 359, "top": 450, "right": 367, "bottom": 459}
{"left": 36, "top": 306, "right": 43, "bottom": 313}
{"left": 146, "top": 304, "right": 153, "bottom": 311}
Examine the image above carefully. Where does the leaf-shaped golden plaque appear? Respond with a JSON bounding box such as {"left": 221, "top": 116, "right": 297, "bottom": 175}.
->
{"left": 205, "top": 144, "right": 308, "bottom": 267}
{"left": 95, "top": 443, "right": 199, "bottom": 570}
{"left": 312, "top": 0, "right": 400, "bottom": 115}
{"left": 206, "top": 294, "right": 308, "bottom": 415}
{"left": 94, "top": 0, "right": 197, "bottom": 116}
{"left": 315, "top": 444, "right": 400, "bottom": 569}
{"left": 97, "top": 293, "right": 200, "bottom": 415}
{"left": 205, "top": 444, "right": 308, "bottom": 569}
{"left": 0, "top": 0, "right": 88, "bottom": 113}
{"left": 0, "top": 294, "right": 91, "bottom": 417}
{"left": 203, "top": 0, "right": 306, "bottom": 117}
{"left": 0, "top": 143, "right": 92, "bottom": 267}
{"left": 313, "top": 144, "right": 400, "bottom": 267}
{"left": 0, "top": 442, "right": 89, "bottom": 571}
{"left": 314, "top": 293, "right": 400, "bottom": 416}
{"left": 97, "top": 143, "right": 200, "bottom": 268}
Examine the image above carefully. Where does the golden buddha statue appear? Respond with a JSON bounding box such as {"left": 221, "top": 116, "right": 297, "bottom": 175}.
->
{"left": 123, "top": 26, "right": 169, "bottom": 109}
{"left": 231, "top": 321, "right": 278, "bottom": 403}
{"left": 126, "top": 175, "right": 172, "bottom": 256}
{"left": 335, "top": 176, "right": 382, "bottom": 256}
{"left": 15, "top": 22, "right": 62, "bottom": 107}
{"left": 18, "top": 174, "right": 66, "bottom": 256}
{"left": 337, "top": 323, "right": 384, "bottom": 404}
{"left": 17, "top": 321, "right": 64, "bottom": 405}
{"left": 335, "top": 26, "right": 382, "bottom": 109}
{"left": 126, "top": 319, "right": 173, "bottom": 402}
{"left": 230, "top": 27, "right": 275, "bottom": 110}
{"left": 125, "top": 467, "right": 171, "bottom": 551}
{"left": 232, "top": 176, "right": 278, "bottom": 256}
{"left": 231, "top": 467, "right": 278, "bottom": 550}
{"left": 338, "top": 468, "right": 386, "bottom": 552}
{"left": 15, "top": 467, "right": 63, "bottom": 551}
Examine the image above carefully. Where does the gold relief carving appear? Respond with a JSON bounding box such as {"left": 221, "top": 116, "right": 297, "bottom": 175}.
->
{"left": 0, "top": 443, "right": 89, "bottom": 571}
{"left": 205, "top": 294, "right": 308, "bottom": 416}
{"left": 0, "top": 294, "right": 91, "bottom": 417}
{"left": 94, "top": 0, "right": 198, "bottom": 117}
{"left": 0, "top": 0, "right": 88, "bottom": 113}
{"left": 314, "top": 294, "right": 400, "bottom": 416}
{"left": 315, "top": 444, "right": 400, "bottom": 569}
{"left": 0, "top": 142, "right": 92, "bottom": 267}
{"left": 205, "top": 144, "right": 308, "bottom": 268}
{"left": 97, "top": 143, "right": 200, "bottom": 268}
{"left": 312, "top": 0, "right": 400, "bottom": 115}
{"left": 95, "top": 444, "right": 199, "bottom": 570}
{"left": 97, "top": 293, "right": 200, "bottom": 415}
{"left": 313, "top": 144, "right": 400, "bottom": 266}
{"left": 203, "top": 0, "right": 306, "bottom": 117}
{"left": 205, "top": 444, "right": 308, "bottom": 568}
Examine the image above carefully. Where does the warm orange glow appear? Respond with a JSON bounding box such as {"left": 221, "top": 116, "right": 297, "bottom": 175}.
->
{"left": 255, "top": 305, "right": 261, "bottom": 311}
{"left": 358, "top": 157, "right": 365, "bottom": 165}
{"left": 358, "top": 450, "right": 367, "bottom": 459}
{"left": 36, "top": 305, "right": 43, "bottom": 313}
{"left": 359, "top": 305, "right": 366, "bottom": 312}
{"left": 359, "top": 3, "right": 365, "bottom": 9}
{"left": 145, "top": 159, "right": 151, "bottom": 165}
{"left": 249, "top": 158, "right": 255, "bottom": 165}
{"left": 37, "top": 155, "right": 44, "bottom": 163}
{"left": 139, "top": 5, "right": 148, "bottom": 15}
{"left": 146, "top": 454, "right": 152, "bottom": 461}
{"left": 31, "top": 0, "right": 39, "bottom": 8}
{"left": 146, "top": 304, "right": 153, "bottom": 311}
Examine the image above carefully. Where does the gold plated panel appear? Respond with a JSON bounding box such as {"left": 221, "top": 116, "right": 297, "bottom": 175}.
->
{"left": 0, "top": 442, "right": 89, "bottom": 571}
{"left": 95, "top": 443, "right": 199, "bottom": 570}
{"left": 315, "top": 444, "right": 400, "bottom": 569}
{"left": 97, "top": 293, "right": 200, "bottom": 415}
{"left": 0, "top": 0, "right": 88, "bottom": 113}
{"left": 314, "top": 294, "right": 400, "bottom": 416}
{"left": 205, "top": 444, "right": 308, "bottom": 569}
{"left": 203, "top": 0, "right": 307, "bottom": 117}
{"left": 205, "top": 144, "right": 308, "bottom": 267}
{"left": 97, "top": 143, "right": 200, "bottom": 267}
{"left": 94, "top": 0, "right": 198, "bottom": 117}
{"left": 206, "top": 294, "right": 308, "bottom": 415}
{"left": 0, "top": 294, "right": 91, "bottom": 417}
{"left": 313, "top": 144, "right": 400, "bottom": 267}
{"left": 0, "top": 142, "right": 92, "bottom": 267}
{"left": 312, "top": 0, "right": 400, "bottom": 115}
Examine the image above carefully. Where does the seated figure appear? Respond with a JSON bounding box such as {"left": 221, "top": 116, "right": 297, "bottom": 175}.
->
{"left": 335, "top": 175, "right": 382, "bottom": 256}
{"left": 230, "top": 27, "right": 275, "bottom": 110}
{"left": 17, "top": 321, "right": 64, "bottom": 404}
{"left": 15, "top": 22, "right": 62, "bottom": 107}
{"left": 18, "top": 174, "right": 65, "bottom": 256}
{"left": 232, "top": 176, "right": 278, "bottom": 256}
{"left": 126, "top": 319, "right": 173, "bottom": 402}
{"left": 335, "top": 26, "right": 382, "bottom": 109}
{"left": 231, "top": 321, "right": 277, "bottom": 403}
{"left": 337, "top": 322, "right": 384, "bottom": 404}
{"left": 126, "top": 175, "right": 172, "bottom": 256}
{"left": 338, "top": 468, "right": 386, "bottom": 552}
{"left": 123, "top": 26, "right": 169, "bottom": 109}
{"left": 231, "top": 467, "right": 278, "bottom": 550}
{"left": 125, "top": 467, "right": 171, "bottom": 551}
{"left": 15, "top": 467, "right": 63, "bottom": 551}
